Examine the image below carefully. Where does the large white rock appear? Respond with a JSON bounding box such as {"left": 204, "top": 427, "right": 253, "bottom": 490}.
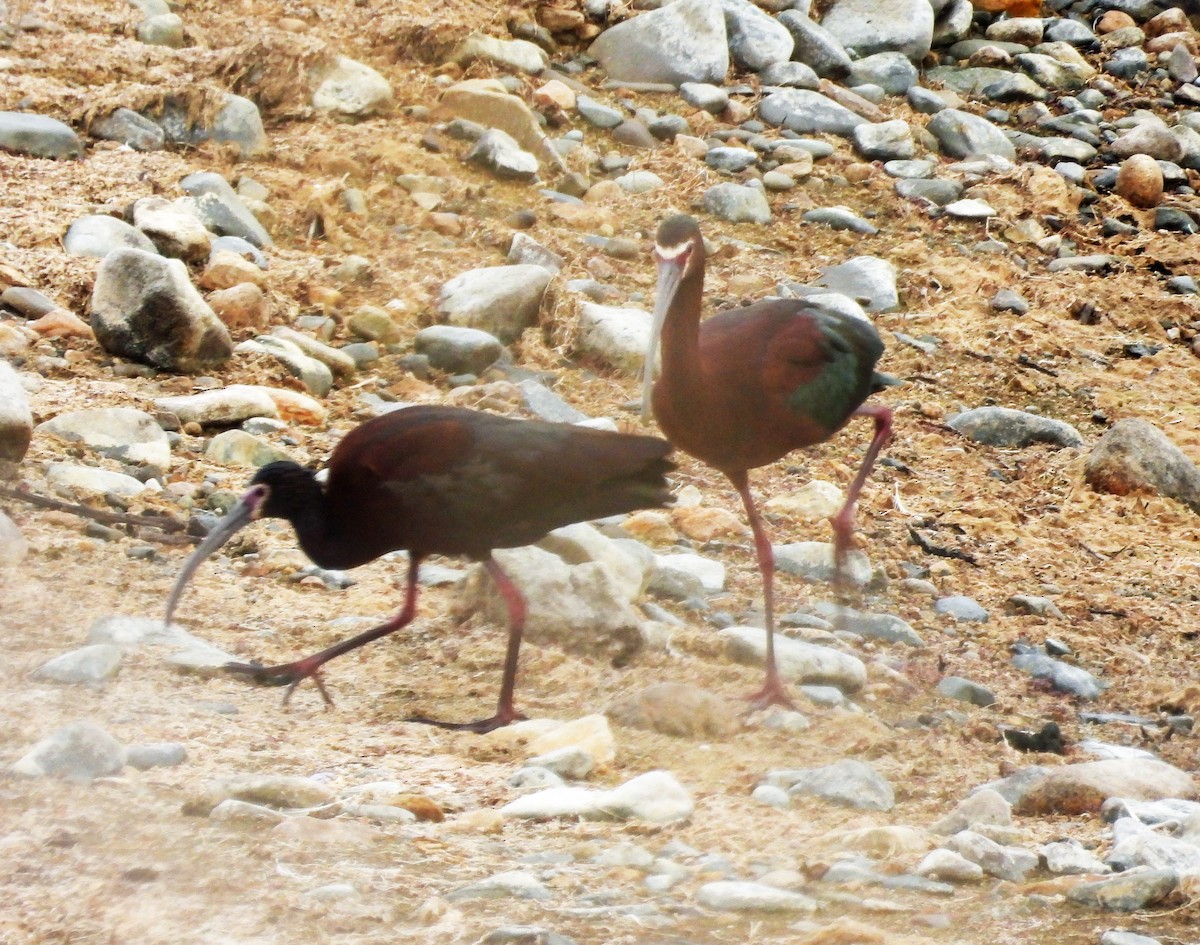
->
{"left": 46, "top": 463, "right": 148, "bottom": 498}
{"left": 821, "top": 0, "right": 934, "bottom": 61}
{"left": 500, "top": 769, "right": 693, "bottom": 823}
{"left": 91, "top": 248, "right": 232, "bottom": 372}
{"left": 720, "top": 625, "right": 866, "bottom": 691}
{"left": 38, "top": 407, "right": 172, "bottom": 469}
{"left": 438, "top": 265, "right": 552, "bottom": 344}
{"left": 588, "top": 0, "right": 729, "bottom": 85}
{"left": 312, "top": 55, "right": 394, "bottom": 117}
{"left": 576, "top": 302, "right": 652, "bottom": 375}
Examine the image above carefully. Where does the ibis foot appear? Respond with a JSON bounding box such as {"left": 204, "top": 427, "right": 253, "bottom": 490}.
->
{"left": 405, "top": 708, "right": 528, "bottom": 734}
{"left": 745, "top": 674, "right": 796, "bottom": 713}
{"left": 225, "top": 659, "right": 335, "bottom": 708}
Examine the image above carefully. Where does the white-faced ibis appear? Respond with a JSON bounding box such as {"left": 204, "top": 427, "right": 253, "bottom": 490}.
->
{"left": 165, "top": 404, "right": 674, "bottom": 732}
{"left": 642, "top": 214, "right": 893, "bottom": 710}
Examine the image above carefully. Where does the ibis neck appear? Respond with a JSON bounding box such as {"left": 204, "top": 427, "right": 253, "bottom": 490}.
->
{"left": 657, "top": 261, "right": 706, "bottom": 400}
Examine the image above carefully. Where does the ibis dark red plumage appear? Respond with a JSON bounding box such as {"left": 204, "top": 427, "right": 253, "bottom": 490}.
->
{"left": 165, "top": 404, "right": 674, "bottom": 732}
{"left": 643, "top": 214, "right": 893, "bottom": 710}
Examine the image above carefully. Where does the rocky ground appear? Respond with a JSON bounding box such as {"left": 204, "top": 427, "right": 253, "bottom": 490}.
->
{"left": 5, "top": 0, "right": 1200, "bottom": 943}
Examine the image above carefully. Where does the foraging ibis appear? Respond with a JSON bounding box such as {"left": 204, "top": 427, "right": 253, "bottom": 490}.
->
{"left": 165, "top": 405, "right": 674, "bottom": 732}
{"left": 642, "top": 214, "right": 893, "bottom": 710}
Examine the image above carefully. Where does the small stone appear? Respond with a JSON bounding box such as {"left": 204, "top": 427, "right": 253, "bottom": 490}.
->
{"left": 438, "top": 265, "right": 552, "bottom": 343}
{"left": 452, "top": 34, "right": 548, "bottom": 75}
{"left": 183, "top": 774, "right": 336, "bottom": 816}
{"left": 935, "top": 595, "right": 989, "bottom": 622}
{"left": 916, "top": 848, "right": 985, "bottom": 883}
{"left": 33, "top": 644, "right": 123, "bottom": 686}
{"left": 414, "top": 325, "right": 504, "bottom": 375}
{"left": 11, "top": 721, "right": 126, "bottom": 781}
{"left": 311, "top": 55, "right": 394, "bottom": 117}
{"left": 696, "top": 881, "right": 817, "bottom": 913}
{"left": 467, "top": 129, "right": 539, "bottom": 181}
{"left": 1085, "top": 419, "right": 1200, "bottom": 513}
{"left": 1115, "top": 154, "right": 1163, "bottom": 209}
{"left": 931, "top": 788, "right": 1012, "bottom": 835}
{"left": 526, "top": 746, "right": 595, "bottom": 780}
{"left": 136, "top": 13, "right": 184, "bottom": 47}
{"left": 936, "top": 676, "right": 996, "bottom": 707}
{"left": 948, "top": 406, "right": 1084, "bottom": 449}
{"left": 65, "top": 215, "right": 158, "bottom": 259}
{"left": 606, "top": 682, "right": 738, "bottom": 738}
{"left": 205, "top": 430, "right": 294, "bottom": 467}
{"left": 125, "top": 743, "right": 188, "bottom": 770}
{"left": 0, "top": 111, "right": 82, "bottom": 159}
{"left": 772, "top": 759, "right": 894, "bottom": 811}
{"left": 1067, "top": 869, "right": 1178, "bottom": 912}
{"left": 703, "top": 182, "right": 771, "bottom": 223}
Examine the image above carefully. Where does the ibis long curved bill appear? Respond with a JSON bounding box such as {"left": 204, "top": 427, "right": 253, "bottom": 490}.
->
{"left": 164, "top": 483, "right": 268, "bottom": 626}
{"left": 641, "top": 249, "right": 686, "bottom": 422}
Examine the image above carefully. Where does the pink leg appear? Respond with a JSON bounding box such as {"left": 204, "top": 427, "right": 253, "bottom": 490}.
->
{"left": 830, "top": 405, "right": 893, "bottom": 588}
{"left": 731, "top": 471, "right": 795, "bottom": 711}
{"left": 226, "top": 554, "right": 422, "bottom": 707}
{"left": 407, "top": 555, "right": 529, "bottom": 733}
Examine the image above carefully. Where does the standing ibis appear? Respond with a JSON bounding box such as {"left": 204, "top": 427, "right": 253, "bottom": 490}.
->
{"left": 642, "top": 214, "right": 892, "bottom": 710}
{"left": 165, "top": 405, "right": 674, "bottom": 732}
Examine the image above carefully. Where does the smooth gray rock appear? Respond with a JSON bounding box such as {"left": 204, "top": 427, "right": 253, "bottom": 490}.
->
{"left": 37, "top": 407, "right": 172, "bottom": 469}
{"left": 718, "top": 0, "right": 793, "bottom": 72}
{"left": 1067, "top": 869, "right": 1178, "bottom": 912}
{"left": 588, "top": 0, "right": 729, "bottom": 85}
{"left": 927, "top": 108, "right": 1017, "bottom": 160}
{"left": 137, "top": 12, "right": 184, "bottom": 47}
{"left": 896, "top": 177, "right": 963, "bottom": 205}
{"left": 90, "top": 108, "right": 165, "bottom": 151}
{"left": 932, "top": 788, "right": 1012, "bottom": 835}
{"left": 612, "top": 170, "right": 665, "bottom": 194}
{"left": 936, "top": 675, "right": 996, "bottom": 707}
{"left": 814, "top": 256, "right": 898, "bottom": 312}
{"left": 772, "top": 542, "right": 871, "bottom": 588}
{"left": 270, "top": 327, "right": 356, "bottom": 378}
{"left": 944, "top": 830, "right": 1038, "bottom": 882}
{"left": 480, "top": 928, "right": 579, "bottom": 945}
{"left": 722, "top": 625, "right": 865, "bottom": 691}
{"left": 205, "top": 429, "right": 294, "bottom": 467}
{"left": 467, "top": 128, "right": 539, "bottom": 180}
{"left": 91, "top": 249, "right": 232, "bottom": 372}
{"left": 500, "top": 770, "right": 693, "bottom": 822}
{"left": 438, "top": 264, "right": 552, "bottom": 343}
{"left": 758, "top": 60, "right": 819, "bottom": 88}
{"left": 1015, "top": 53, "right": 1091, "bottom": 91}
{"left": 948, "top": 406, "right": 1084, "bottom": 449}
{"left": 769, "top": 759, "right": 895, "bottom": 810}
{"left": 126, "top": 743, "right": 188, "bottom": 770}
{"left": 575, "top": 302, "right": 651, "bottom": 375}
{"left": 179, "top": 172, "right": 273, "bottom": 248}
{"left": 33, "top": 645, "right": 123, "bottom": 686}
{"left": 702, "top": 182, "right": 771, "bottom": 223}
{"left": 11, "top": 721, "right": 126, "bottom": 781}
{"left": 847, "top": 51, "right": 919, "bottom": 95}
{"left": 312, "top": 55, "right": 394, "bottom": 117}
{"left": 154, "top": 93, "right": 268, "bottom": 158}
{"left": 821, "top": 0, "right": 933, "bottom": 61}
{"left": 448, "top": 871, "right": 552, "bottom": 903}
{"left": 1011, "top": 646, "right": 1104, "bottom": 700}
{"left": 681, "top": 82, "right": 730, "bottom": 114}
{"left": 1042, "top": 838, "right": 1111, "bottom": 876}
{"left": 1085, "top": 419, "right": 1200, "bottom": 514}
{"left": 577, "top": 95, "right": 624, "bottom": 129}
{"left": 508, "top": 232, "right": 564, "bottom": 272}
{"left": 935, "top": 595, "right": 989, "bottom": 622}
{"left": 236, "top": 337, "right": 333, "bottom": 397}
{"left": 705, "top": 145, "right": 757, "bottom": 172}
{"left": 519, "top": 380, "right": 588, "bottom": 424}
{"left": 0, "top": 111, "right": 82, "bottom": 159}
{"left": 414, "top": 325, "right": 503, "bottom": 375}
{"left": 696, "top": 881, "right": 817, "bottom": 912}
{"left": 852, "top": 118, "right": 915, "bottom": 160}
{"left": 65, "top": 215, "right": 158, "bottom": 259}
{"left": 452, "top": 34, "right": 548, "bottom": 74}
{"left": 803, "top": 604, "right": 922, "bottom": 645}
{"left": 803, "top": 207, "right": 878, "bottom": 234}
{"left": 776, "top": 11, "right": 852, "bottom": 79}
{"left": 759, "top": 88, "right": 867, "bottom": 135}
{"left": 132, "top": 197, "right": 213, "bottom": 263}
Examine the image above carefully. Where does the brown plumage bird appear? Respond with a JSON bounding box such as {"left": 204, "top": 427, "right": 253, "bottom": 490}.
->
{"left": 643, "top": 214, "right": 892, "bottom": 710}
{"left": 166, "top": 405, "right": 674, "bottom": 732}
